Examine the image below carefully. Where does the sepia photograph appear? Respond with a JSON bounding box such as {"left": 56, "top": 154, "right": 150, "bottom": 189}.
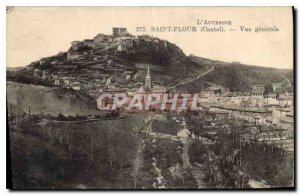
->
{"left": 6, "top": 7, "right": 294, "bottom": 190}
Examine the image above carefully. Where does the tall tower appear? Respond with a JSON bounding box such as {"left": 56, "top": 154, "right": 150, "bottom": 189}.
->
{"left": 145, "top": 65, "right": 152, "bottom": 89}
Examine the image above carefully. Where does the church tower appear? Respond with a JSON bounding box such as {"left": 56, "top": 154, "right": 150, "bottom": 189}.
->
{"left": 145, "top": 65, "right": 152, "bottom": 89}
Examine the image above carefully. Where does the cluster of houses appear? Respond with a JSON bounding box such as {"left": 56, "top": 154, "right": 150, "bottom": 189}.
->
{"left": 67, "top": 27, "right": 174, "bottom": 63}
{"left": 207, "top": 104, "right": 294, "bottom": 152}
{"left": 199, "top": 84, "right": 293, "bottom": 108}
{"left": 32, "top": 67, "right": 139, "bottom": 94}
{"left": 198, "top": 83, "right": 294, "bottom": 136}
{"left": 33, "top": 69, "right": 93, "bottom": 91}
{"left": 208, "top": 105, "right": 293, "bottom": 130}
{"left": 272, "top": 79, "right": 292, "bottom": 93}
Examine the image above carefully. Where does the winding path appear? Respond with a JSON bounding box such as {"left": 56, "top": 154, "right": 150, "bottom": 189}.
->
{"left": 168, "top": 65, "right": 214, "bottom": 89}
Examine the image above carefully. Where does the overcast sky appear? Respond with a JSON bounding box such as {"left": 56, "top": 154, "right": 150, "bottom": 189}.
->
{"left": 7, "top": 7, "right": 293, "bottom": 69}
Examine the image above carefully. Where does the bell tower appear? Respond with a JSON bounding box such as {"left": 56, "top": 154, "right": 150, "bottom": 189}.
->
{"left": 145, "top": 65, "right": 152, "bottom": 89}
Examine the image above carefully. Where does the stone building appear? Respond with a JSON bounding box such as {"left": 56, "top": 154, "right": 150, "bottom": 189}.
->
{"left": 113, "top": 27, "right": 128, "bottom": 37}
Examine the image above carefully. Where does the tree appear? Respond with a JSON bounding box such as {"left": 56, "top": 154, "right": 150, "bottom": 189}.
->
{"left": 264, "top": 83, "right": 273, "bottom": 95}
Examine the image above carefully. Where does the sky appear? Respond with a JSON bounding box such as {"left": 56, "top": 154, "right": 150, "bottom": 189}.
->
{"left": 7, "top": 7, "right": 293, "bottom": 69}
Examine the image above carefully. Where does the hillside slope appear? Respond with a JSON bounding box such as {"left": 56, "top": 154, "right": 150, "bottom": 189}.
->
{"left": 189, "top": 55, "right": 293, "bottom": 92}
{"left": 7, "top": 81, "right": 100, "bottom": 117}
{"left": 14, "top": 32, "right": 208, "bottom": 87}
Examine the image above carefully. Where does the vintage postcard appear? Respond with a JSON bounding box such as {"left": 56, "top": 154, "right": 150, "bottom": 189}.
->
{"left": 6, "top": 7, "right": 294, "bottom": 189}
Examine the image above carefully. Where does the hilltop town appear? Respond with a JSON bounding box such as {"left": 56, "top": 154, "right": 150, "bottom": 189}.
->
{"left": 12, "top": 27, "right": 190, "bottom": 96}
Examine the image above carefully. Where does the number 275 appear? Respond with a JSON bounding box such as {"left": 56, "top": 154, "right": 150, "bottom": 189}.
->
{"left": 136, "top": 27, "right": 146, "bottom": 32}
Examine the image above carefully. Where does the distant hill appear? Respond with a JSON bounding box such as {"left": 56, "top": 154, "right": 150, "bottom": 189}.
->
{"left": 6, "top": 67, "right": 25, "bottom": 72}
{"left": 189, "top": 55, "right": 293, "bottom": 92}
